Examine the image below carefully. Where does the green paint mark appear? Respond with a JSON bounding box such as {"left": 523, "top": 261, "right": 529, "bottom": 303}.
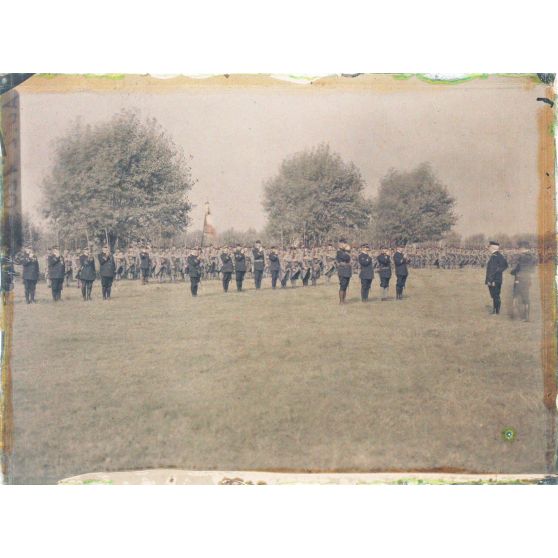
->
{"left": 392, "top": 73, "right": 541, "bottom": 85}
{"left": 501, "top": 427, "right": 517, "bottom": 442}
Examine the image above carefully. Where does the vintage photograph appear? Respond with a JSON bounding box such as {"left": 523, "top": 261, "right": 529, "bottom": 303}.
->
{"left": 1, "top": 73, "right": 556, "bottom": 484}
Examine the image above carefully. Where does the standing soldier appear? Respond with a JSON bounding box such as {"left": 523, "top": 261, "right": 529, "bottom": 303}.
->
{"left": 233, "top": 244, "right": 247, "bottom": 292}
{"left": 79, "top": 246, "right": 96, "bottom": 301}
{"left": 336, "top": 239, "right": 352, "bottom": 304}
{"left": 301, "top": 250, "right": 312, "bottom": 287}
{"left": 220, "top": 246, "right": 234, "bottom": 292}
{"left": 64, "top": 249, "right": 73, "bottom": 286}
{"left": 19, "top": 247, "right": 39, "bottom": 304}
{"left": 252, "top": 240, "right": 265, "bottom": 290}
{"left": 98, "top": 245, "right": 116, "bottom": 300}
{"left": 377, "top": 247, "right": 392, "bottom": 301}
{"left": 268, "top": 246, "right": 281, "bottom": 289}
{"left": 485, "top": 240, "right": 508, "bottom": 315}
{"left": 510, "top": 241, "right": 534, "bottom": 321}
{"left": 48, "top": 247, "right": 65, "bottom": 301}
{"left": 187, "top": 247, "right": 202, "bottom": 297}
{"left": 310, "top": 250, "right": 321, "bottom": 287}
{"left": 358, "top": 243, "right": 374, "bottom": 302}
{"left": 324, "top": 243, "right": 337, "bottom": 282}
{"left": 139, "top": 245, "right": 151, "bottom": 285}
{"left": 393, "top": 243, "right": 409, "bottom": 300}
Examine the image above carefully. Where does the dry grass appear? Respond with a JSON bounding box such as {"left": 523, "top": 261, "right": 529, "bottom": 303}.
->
{"left": 8, "top": 268, "right": 548, "bottom": 483}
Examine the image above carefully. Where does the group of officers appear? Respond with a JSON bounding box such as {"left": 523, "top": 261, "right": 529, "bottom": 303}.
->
{"left": 14, "top": 245, "right": 117, "bottom": 304}
{"left": 11, "top": 238, "right": 537, "bottom": 319}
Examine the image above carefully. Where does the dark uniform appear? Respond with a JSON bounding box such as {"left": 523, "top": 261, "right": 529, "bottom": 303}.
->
{"left": 139, "top": 250, "right": 150, "bottom": 284}
{"left": 234, "top": 248, "right": 246, "bottom": 291}
{"left": 510, "top": 251, "right": 535, "bottom": 320}
{"left": 358, "top": 250, "right": 374, "bottom": 302}
{"left": 47, "top": 253, "right": 65, "bottom": 301}
{"left": 301, "top": 255, "right": 312, "bottom": 287}
{"left": 21, "top": 253, "right": 39, "bottom": 304}
{"left": 252, "top": 245, "right": 265, "bottom": 289}
{"left": 220, "top": 251, "right": 234, "bottom": 292}
{"left": 187, "top": 253, "right": 202, "bottom": 296}
{"left": 377, "top": 253, "right": 392, "bottom": 300}
{"left": 393, "top": 250, "right": 409, "bottom": 300}
{"left": 98, "top": 251, "right": 116, "bottom": 300}
{"left": 336, "top": 246, "right": 352, "bottom": 303}
{"left": 268, "top": 249, "right": 281, "bottom": 289}
{"left": 79, "top": 253, "right": 96, "bottom": 301}
{"left": 485, "top": 246, "right": 508, "bottom": 314}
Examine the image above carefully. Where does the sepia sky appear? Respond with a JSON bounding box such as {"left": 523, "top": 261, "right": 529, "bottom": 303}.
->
{"left": 16, "top": 76, "right": 544, "bottom": 237}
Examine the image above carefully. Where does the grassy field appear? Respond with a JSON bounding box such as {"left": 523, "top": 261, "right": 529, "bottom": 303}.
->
{"left": 8, "top": 268, "right": 549, "bottom": 483}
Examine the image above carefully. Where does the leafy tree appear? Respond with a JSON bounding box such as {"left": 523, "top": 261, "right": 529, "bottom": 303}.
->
{"left": 262, "top": 144, "right": 372, "bottom": 247}
{"left": 373, "top": 163, "right": 457, "bottom": 244}
{"left": 42, "top": 109, "right": 195, "bottom": 249}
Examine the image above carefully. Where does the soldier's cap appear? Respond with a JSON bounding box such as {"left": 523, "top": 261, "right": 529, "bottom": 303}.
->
{"left": 338, "top": 238, "right": 347, "bottom": 244}
{"left": 361, "top": 243, "right": 369, "bottom": 248}
{"left": 270, "top": 245, "right": 277, "bottom": 249}
{"left": 255, "top": 240, "right": 262, "bottom": 244}
{"left": 488, "top": 240, "right": 499, "bottom": 246}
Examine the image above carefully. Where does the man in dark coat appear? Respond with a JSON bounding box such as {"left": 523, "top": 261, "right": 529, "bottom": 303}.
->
{"left": 233, "top": 244, "right": 246, "bottom": 292}
{"left": 139, "top": 246, "right": 151, "bottom": 285}
{"left": 358, "top": 243, "right": 374, "bottom": 302}
{"left": 187, "top": 247, "right": 202, "bottom": 297}
{"left": 268, "top": 246, "right": 281, "bottom": 289}
{"left": 393, "top": 243, "right": 409, "bottom": 300}
{"left": 79, "top": 246, "right": 96, "bottom": 301}
{"left": 377, "top": 248, "right": 392, "bottom": 301}
{"left": 252, "top": 240, "right": 265, "bottom": 289}
{"left": 485, "top": 240, "right": 508, "bottom": 314}
{"left": 510, "top": 241, "right": 535, "bottom": 321}
{"left": 47, "top": 247, "right": 65, "bottom": 301}
{"left": 98, "top": 245, "right": 116, "bottom": 300}
{"left": 19, "top": 247, "right": 39, "bottom": 304}
{"left": 336, "top": 239, "right": 352, "bottom": 304}
{"left": 220, "top": 246, "right": 234, "bottom": 292}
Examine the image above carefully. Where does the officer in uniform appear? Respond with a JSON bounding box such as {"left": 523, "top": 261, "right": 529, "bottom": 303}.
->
{"left": 252, "top": 240, "right": 265, "bottom": 289}
{"left": 268, "top": 246, "right": 281, "bottom": 289}
{"left": 377, "top": 247, "right": 392, "bottom": 301}
{"left": 20, "top": 246, "right": 39, "bottom": 304}
{"left": 139, "top": 246, "right": 151, "bottom": 285}
{"left": 233, "top": 244, "right": 246, "bottom": 292}
{"left": 510, "top": 241, "right": 535, "bottom": 321}
{"left": 358, "top": 243, "right": 374, "bottom": 302}
{"left": 187, "top": 247, "right": 202, "bottom": 297}
{"left": 220, "top": 246, "right": 234, "bottom": 292}
{"left": 485, "top": 240, "right": 508, "bottom": 314}
{"left": 98, "top": 245, "right": 116, "bottom": 300}
{"left": 79, "top": 246, "right": 96, "bottom": 301}
{"left": 393, "top": 243, "right": 409, "bottom": 300}
{"left": 336, "top": 239, "right": 352, "bottom": 304}
{"left": 47, "top": 247, "right": 65, "bottom": 301}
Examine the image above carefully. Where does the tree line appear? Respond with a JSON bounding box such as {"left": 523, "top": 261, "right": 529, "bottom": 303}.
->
{"left": 35, "top": 109, "right": 535, "bottom": 252}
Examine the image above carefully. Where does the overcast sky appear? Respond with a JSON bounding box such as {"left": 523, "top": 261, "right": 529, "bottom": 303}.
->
{"left": 17, "top": 76, "right": 543, "bottom": 236}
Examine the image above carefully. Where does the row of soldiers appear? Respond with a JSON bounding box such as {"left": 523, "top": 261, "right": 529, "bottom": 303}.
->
{"left": 11, "top": 240, "right": 537, "bottom": 315}
{"left": 14, "top": 245, "right": 116, "bottom": 303}
{"left": 37, "top": 244, "right": 520, "bottom": 284}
